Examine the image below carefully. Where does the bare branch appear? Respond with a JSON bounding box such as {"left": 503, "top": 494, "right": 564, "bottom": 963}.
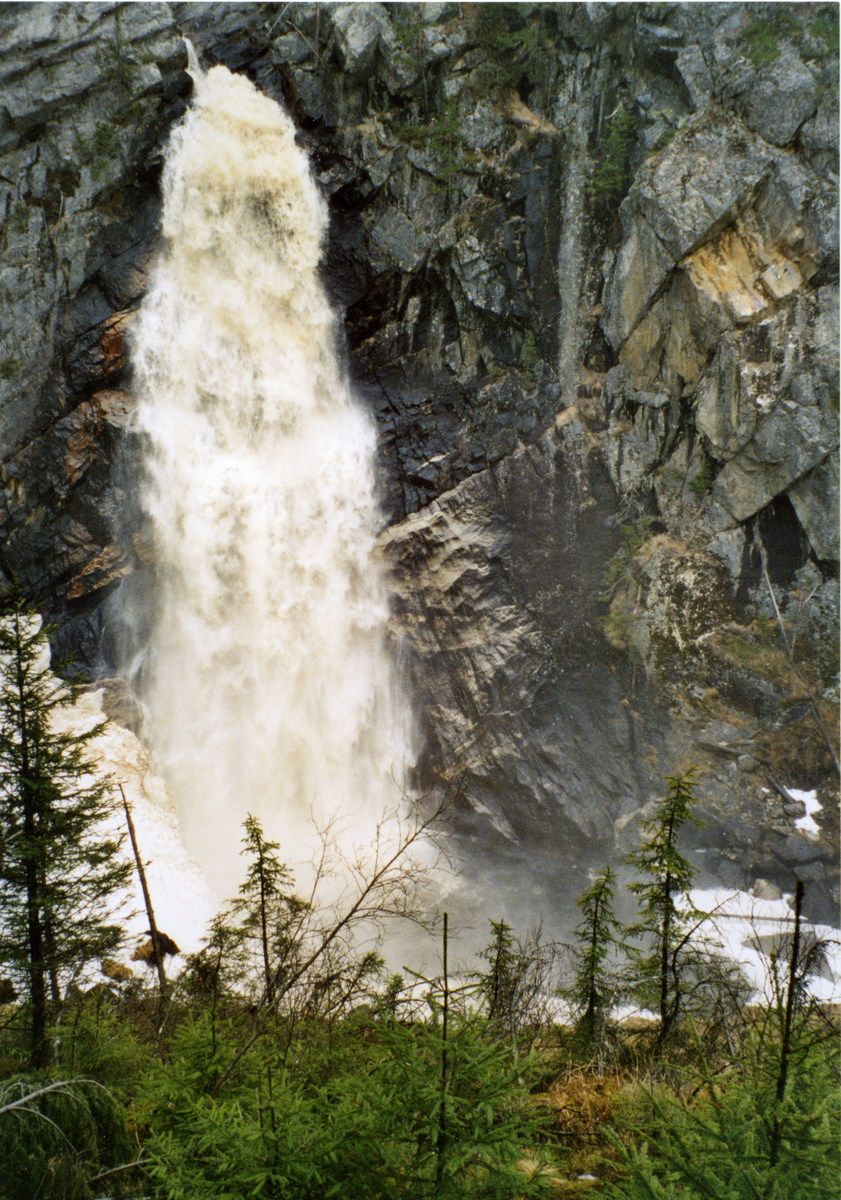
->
{"left": 210, "top": 786, "right": 456, "bottom": 1096}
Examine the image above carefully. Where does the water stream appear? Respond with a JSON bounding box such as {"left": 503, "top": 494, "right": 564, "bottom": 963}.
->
{"left": 127, "top": 63, "right": 412, "bottom": 895}
{"left": 555, "top": 54, "right": 596, "bottom": 408}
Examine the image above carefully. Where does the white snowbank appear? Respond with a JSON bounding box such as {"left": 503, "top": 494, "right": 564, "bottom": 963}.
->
{"left": 689, "top": 887, "right": 840, "bottom": 1005}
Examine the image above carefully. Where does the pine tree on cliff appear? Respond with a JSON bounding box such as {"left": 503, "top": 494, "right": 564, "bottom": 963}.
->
{"left": 0, "top": 589, "right": 129, "bottom": 1068}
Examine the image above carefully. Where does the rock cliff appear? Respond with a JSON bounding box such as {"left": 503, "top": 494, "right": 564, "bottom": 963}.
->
{"left": 1, "top": 3, "right": 838, "bottom": 923}
{"left": 0, "top": 2, "right": 187, "bottom": 650}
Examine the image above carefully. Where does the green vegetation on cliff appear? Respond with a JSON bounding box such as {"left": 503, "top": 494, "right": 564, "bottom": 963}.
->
{"left": 592, "top": 106, "right": 637, "bottom": 205}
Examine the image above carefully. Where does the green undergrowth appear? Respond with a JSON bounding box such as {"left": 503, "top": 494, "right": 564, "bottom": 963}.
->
{"left": 1, "top": 938, "right": 835, "bottom": 1197}
{"left": 742, "top": 6, "right": 838, "bottom": 65}
{"left": 600, "top": 516, "right": 659, "bottom": 602}
{"left": 743, "top": 11, "right": 801, "bottom": 66}
{"left": 467, "top": 5, "right": 554, "bottom": 94}
{"left": 689, "top": 456, "right": 713, "bottom": 496}
{"left": 2, "top": 988, "right": 835, "bottom": 1200}
{"left": 389, "top": 97, "right": 476, "bottom": 198}
{"left": 810, "top": 11, "right": 840, "bottom": 54}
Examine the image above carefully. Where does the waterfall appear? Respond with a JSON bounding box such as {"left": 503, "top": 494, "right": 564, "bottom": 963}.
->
{"left": 555, "top": 57, "right": 591, "bottom": 409}
{"left": 128, "top": 64, "right": 411, "bottom": 893}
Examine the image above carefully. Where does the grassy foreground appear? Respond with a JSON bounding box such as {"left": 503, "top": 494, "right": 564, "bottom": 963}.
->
{"left": 0, "top": 926, "right": 837, "bottom": 1200}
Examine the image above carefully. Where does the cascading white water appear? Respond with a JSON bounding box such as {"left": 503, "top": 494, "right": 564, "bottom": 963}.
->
{"left": 130, "top": 63, "right": 412, "bottom": 893}
{"left": 555, "top": 63, "right": 590, "bottom": 409}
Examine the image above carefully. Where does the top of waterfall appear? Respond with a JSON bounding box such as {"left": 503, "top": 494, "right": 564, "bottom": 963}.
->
{"left": 184, "top": 38, "right": 203, "bottom": 83}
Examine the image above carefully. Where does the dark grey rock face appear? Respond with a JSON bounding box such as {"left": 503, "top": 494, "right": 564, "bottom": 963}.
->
{"left": 384, "top": 416, "right": 658, "bottom": 841}
{"left": 0, "top": 2, "right": 188, "bottom": 641}
{"left": 1, "top": 2, "right": 838, "bottom": 924}
{"left": 742, "top": 49, "right": 819, "bottom": 148}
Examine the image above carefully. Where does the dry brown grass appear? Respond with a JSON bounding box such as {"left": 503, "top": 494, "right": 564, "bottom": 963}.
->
{"left": 754, "top": 704, "right": 840, "bottom": 784}
{"left": 545, "top": 1065, "right": 632, "bottom": 1139}
{"left": 529, "top": 1064, "right": 637, "bottom": 1193}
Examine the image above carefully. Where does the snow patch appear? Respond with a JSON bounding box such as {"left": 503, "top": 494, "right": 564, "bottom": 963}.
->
{"left": 788, "top": 787, "right": 822, "bottom": 838}
{"left": 689, "top": 887, "right": 840, "bottom": 1005}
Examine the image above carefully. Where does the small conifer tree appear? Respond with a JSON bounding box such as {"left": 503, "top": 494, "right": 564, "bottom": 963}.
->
{"left": 624, "top": 770, "right": 705, "bottom": 1047}
{"left": 0, "top": 590, "right": 129, "bottom": 1067}
{"left": 230, "top": 813, "right": 307, "bottom": 1003}
{"left": 475, "top": 919, "right": 558, "bottom": 1046}
{"left": 605, "top": 882, "right": 840, "bottom": 1199}
{"left": 565, "top": 866, "right": 622, "bottom": 1047}
{"left": 476, "top": 919, "right": 518, "bottom": 1033}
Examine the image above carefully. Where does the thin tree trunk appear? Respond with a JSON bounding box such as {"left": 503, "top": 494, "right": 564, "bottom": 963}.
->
{"left": 257, "top": 833, "right": 274, "bottom": 1003}
{"left": 120, "top": 785, "right": 167, "bottom": 999}
{"left": 657, "top": 804, "right": 679, "bottom": 1050}
{"left": 769, "top": 879, "right": 804, "bottom": 1168}
{"left": 44, "top": 906, "right": 61, "bottom": 1005}
{"left": 657, "top": 868, "right": 672, "bottom": 1047}
{"left": 435, "top": 912, "right": 449, "bottom": 1197}
{"left": 24, "top": 842, "right": 47, "bottom": 1068}
{"left": 585, "top": 890, "right": 602, "bottom": 1031}
{"left": 15, "top": 612, "right": 47, "bottom": 1069}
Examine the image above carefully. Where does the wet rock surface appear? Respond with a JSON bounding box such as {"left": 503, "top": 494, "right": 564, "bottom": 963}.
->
{"left": 0, "top": 2, "right": 188, "bottom": 628}
{"left": 1, "top": 2, "right": 838, "bottom": 924}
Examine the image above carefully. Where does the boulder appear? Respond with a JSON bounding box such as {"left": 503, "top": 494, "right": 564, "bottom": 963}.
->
{"left": 369, "top": 209, "right": 429, "bottom": 273}
{"left": 675, "top": 43, "right": 715, "bottom": 111}
{"left": 554, "top": 3, "right": 617, "bottom": 49}
{"left": 603, "top": 110, "right": 835, "bottom": 354}
{"left": 461, "top": 100, "right": 503, "bottom": 152}
{"left": 752, "top": 878, "right": 782, "bottom": 901}
{"left": 742, "top": 49, "right": 819, "bottom": 148}
{"left": 329, "top": 3, "right": 391, "bottom": 77}
{"left": 711, "top": 405, "right": 833, "bottom": 523}
{"left": 604, "top": 113, "right": 777, "bottom": 348}
{"left": 695, "top": 334, "right": 758, "bottom": 457}
{"left": 453, "top": 236, "right": 507, "bottom": 315}
{"left": 798, "top": 67, "right": 841, "bottom": 177}
{"left": 789, "top": 457, "right": 840, "bottom": 563}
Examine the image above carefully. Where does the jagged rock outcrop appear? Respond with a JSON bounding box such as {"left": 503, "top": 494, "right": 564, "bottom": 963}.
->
{"left": 603, "top": 112, "right": 838, "bottom": 559}
{"left": 0, "top": 2, "right": 837, "bottom": 922}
